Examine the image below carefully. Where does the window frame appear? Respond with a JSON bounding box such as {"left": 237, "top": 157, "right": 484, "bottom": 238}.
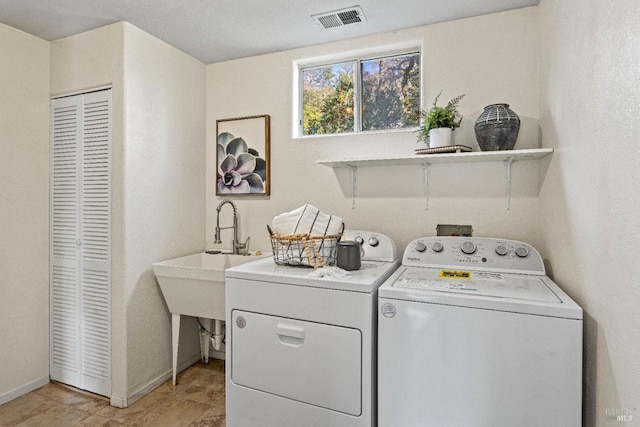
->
{"left": 295, "top": 46, "right": 422, "bottom": 138}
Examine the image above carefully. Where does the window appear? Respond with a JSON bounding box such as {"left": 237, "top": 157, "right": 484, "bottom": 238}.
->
{"left": 299, "top": 51, "right": 420, "bottom": 136}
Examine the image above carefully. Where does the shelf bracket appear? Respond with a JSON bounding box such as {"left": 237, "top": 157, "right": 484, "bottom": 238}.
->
{"left": 504, "top": 158, "right": 514, "bottom": 210}
{"left": 348, "top": 165, "right": 357, "bottom": 210}
{"left": 422, "top": 160, "right": 430, "bottom": 210}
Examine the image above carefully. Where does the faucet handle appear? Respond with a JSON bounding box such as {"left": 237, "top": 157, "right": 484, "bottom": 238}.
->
{"left": 236, "top": 236, "right": 250, "bottom": 255}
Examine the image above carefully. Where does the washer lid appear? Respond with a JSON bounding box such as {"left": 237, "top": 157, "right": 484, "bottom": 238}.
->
{"left": 392, "top": 267, "right": 560, "bottom": 303}
{"left": 379, "top": 267, "right": 583, "bottom": 319}
{"left": 226, "top": 257, "right": 400, "bottom": 293}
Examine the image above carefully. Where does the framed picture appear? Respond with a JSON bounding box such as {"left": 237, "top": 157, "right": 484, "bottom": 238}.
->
{"left": 216, "top": 115, "right": 270, "bottom": 195}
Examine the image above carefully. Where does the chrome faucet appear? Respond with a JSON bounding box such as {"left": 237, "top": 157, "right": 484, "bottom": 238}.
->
{"left": 214, "top": 200, "right": 250, "bottom": 255}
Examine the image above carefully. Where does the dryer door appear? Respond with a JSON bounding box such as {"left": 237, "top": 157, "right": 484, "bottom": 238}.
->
{"left": 230, "top": 310, "right": 362, "bottom": 416}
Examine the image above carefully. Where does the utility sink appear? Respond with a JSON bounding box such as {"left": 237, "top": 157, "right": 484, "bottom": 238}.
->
{"left": 152, "top": 250, "right": 271, "bottom": 385}
{"left": 153, "top": 251, "right": 271, "bottom": 319}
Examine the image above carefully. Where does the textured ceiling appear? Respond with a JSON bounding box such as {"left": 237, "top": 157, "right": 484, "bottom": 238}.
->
{"left": 0, "top": 0, "right": 539, "bottom": 64}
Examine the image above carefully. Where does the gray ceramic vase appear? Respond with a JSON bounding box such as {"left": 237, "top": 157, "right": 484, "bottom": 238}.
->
{"left": 474, "top": 104, "right": 520, "bottom": 151}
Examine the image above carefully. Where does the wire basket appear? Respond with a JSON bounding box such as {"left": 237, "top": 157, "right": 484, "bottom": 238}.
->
{"left": 267, "top": 224, "right": 343, "bottom": 268}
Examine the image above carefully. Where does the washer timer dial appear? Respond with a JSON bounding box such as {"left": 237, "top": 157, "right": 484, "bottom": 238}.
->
{"left": 495, "top": 245, "right": 508, "bottom": 256}
{"left": 460, "top": 241, "right": 477, "bottom": 255}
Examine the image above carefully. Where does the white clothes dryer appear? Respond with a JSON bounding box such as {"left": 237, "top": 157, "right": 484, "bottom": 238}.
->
{"left": 225, "top": 230, "right": 399, "bottom": 427}
{"left": 378, "top": 236, "right": 583, "bottom": 427}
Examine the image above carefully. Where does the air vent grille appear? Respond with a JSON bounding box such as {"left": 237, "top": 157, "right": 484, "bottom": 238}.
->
{"left": 338, "top": 10, "right": 362, "bottom": 25}
{"left": 312, "top": 6, "right": 366, "bottom": 30}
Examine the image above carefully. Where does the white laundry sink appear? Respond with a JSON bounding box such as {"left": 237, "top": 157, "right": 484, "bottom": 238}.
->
{"left": 153, "top": 250, "right": 272, "bottom": 385}
{"left": 153, "top": 251, "right": 271, "bottom": 319}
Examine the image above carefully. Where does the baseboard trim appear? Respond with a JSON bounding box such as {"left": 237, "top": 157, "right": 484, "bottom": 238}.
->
{"left": 0, "top": 352, "right": 226, "bottom": 408}
{"left": 109, "top": 394, "right": 126, "bottom": 408}
{"left": 0, "top": 376, "right": 50, "bottom": 405}
{"left": 111, "top": 352, "right": 204, "bottom": 408}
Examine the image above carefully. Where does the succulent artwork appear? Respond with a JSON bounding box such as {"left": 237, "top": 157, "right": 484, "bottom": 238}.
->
{"left": 217, "top": 132, "right": 266, "bottom": 194}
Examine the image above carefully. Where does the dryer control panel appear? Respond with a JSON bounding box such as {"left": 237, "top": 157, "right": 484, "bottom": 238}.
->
{"left": 343, "top": 230, "right": 398, "bottom": 262}
{"left": 403, "top": 237, "right": 545, "bottom": 275}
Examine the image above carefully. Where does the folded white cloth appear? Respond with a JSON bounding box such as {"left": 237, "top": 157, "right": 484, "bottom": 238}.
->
{"left": 308, "top": 266, "right": 351, "bottom": 279}
{"left": 272, "top": 204, "right": 343, "bottom": 236}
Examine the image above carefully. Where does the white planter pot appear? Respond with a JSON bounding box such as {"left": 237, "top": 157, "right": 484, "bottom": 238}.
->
{"left": 428, "top": 127, "right": 453, "bottom": 148}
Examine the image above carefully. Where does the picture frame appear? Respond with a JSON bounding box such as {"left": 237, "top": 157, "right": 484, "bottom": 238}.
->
{"left": 216, "top": 114, "right": 270, "bottom": 195}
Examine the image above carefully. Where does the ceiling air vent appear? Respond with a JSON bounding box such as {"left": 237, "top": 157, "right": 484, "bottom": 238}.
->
{"left": 312, "top": 6, "right": 367, "bottom": 30}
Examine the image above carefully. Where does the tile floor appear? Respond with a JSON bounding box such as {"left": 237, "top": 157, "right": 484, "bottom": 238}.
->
{"left": 0, "top": 360, "right": 225, "bottom": 427}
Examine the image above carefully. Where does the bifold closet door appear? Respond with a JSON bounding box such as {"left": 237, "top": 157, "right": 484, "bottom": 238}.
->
{"left": 50, "top": 89, "right": 111, "bottom": 397}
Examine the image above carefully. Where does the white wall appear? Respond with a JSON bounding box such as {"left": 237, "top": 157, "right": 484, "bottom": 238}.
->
{"left": 50, "top": 22, "right": 206, "bottom": 406}
{"left": 0, "top": 23, "right": 50, "bottom": 405}
{"left": 206, "top": 8, "right": 541, "bottom": 254}
{"left": 537, "top": 0, "right": 640, "bottom": 424}
{"left": 122, "top": 22, "right": 206, "bottom": 400}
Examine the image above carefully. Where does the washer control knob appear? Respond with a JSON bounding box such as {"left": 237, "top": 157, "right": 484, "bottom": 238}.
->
{"left": 368, "top": 237, "right": 379, "bottom": 247}
{"left": 354, "top": 236, "right": 364, "bottom": 245}
{"left": 415, "top": 242, "right": 427, "bottom": 253}
{"left": 515, "top": 246, "right": 530, "bottom": 258}
{"left": 460, "top": 241, "right": 477, "bottom": 255}
{"left": 495, "top": 245, "right": 508, "bottom": 256}
{"left": 431, "top": 242, "right": 444, "bottom": 253}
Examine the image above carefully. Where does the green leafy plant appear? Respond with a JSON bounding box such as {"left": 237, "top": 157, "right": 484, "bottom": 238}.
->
{"left": 416, "top": 91, "right": 466, "bottom": 144}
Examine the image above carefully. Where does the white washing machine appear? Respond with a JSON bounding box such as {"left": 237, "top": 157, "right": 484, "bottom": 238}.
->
{"left": 225, "top": 230, "right": 399, "bottom": 427}
{"left": 378, "top": 236, "right": 583, "bottom": 427}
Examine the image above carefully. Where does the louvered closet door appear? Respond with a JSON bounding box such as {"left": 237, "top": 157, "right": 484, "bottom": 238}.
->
{"left": 50, "top": 89, "right": 111, "bottom": 397}
{"left": 79, "top": 90, "right": 111, "bottom": 396}
{"left": 51, "top": 95, "right": 82, "bottom": 389}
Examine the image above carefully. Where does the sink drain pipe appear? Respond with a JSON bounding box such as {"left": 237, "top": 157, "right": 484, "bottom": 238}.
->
{"left": 211, "top": 319, "right": 225, "bottom": 351}
{"left": 198, "top": 317, "right": 226, "bottom": 352}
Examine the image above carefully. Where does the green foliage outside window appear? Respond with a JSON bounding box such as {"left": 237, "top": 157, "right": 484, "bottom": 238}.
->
{"left": 303, "top": 64, "right": 354, "bottom": 135}
{"left": 301, "top": 52, "right": 421, "bottom": 136}
{"left": 362, "top": 53, "right": 420, "bottom": 131}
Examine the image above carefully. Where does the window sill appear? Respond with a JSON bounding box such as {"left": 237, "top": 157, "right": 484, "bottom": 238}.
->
{"left": 293, "top": 126, "right": 419, "bottom": 140}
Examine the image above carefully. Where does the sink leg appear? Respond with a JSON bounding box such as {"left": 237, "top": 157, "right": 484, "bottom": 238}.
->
{"left": 172, "top": 313, "right": 180, "bottom": 385}
{"left": 202, "top": 318, "right": 211, "bottom": 364}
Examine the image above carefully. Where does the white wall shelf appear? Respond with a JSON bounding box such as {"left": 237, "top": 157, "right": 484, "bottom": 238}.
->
{"left": 316, "top": 148, "right": 553, "bottom": 210}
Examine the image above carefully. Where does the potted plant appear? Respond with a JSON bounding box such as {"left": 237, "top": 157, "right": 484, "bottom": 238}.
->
{"left": 416, "top": 91, "right": 466, "bottom": 148}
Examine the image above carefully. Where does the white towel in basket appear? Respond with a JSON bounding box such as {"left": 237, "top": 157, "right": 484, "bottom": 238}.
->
{"left": 272, "top": 204, "right": 343, "bottom": 236}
